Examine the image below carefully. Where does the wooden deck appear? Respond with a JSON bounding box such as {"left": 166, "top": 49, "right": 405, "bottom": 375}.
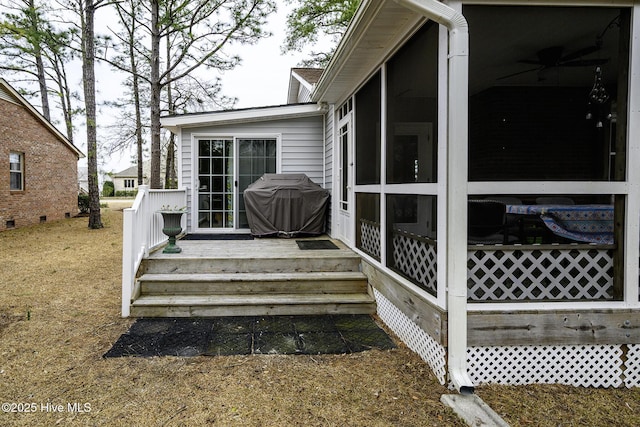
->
{"left": 130, "top": 236, "right": 376, "bottom": 317}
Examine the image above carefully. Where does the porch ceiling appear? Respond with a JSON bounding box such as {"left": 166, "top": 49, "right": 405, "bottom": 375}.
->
{"left": 313, "top": 1, "right": 422, "bottom": 104}
{"left": 314, "top": 0, "right": 629, "bottom": 104}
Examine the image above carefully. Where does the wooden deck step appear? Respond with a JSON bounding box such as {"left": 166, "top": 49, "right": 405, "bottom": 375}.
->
{"left": 131, "top": 238, "right": 375, "bottom": 317}
{"left": 138, "top": 271, "right": 369, "bottom": 295}
{"left": 130, "top": 293, "right": 377, "bottom": 317}
{"left": 141, "top": 256, "right": 362, "bottom": 275}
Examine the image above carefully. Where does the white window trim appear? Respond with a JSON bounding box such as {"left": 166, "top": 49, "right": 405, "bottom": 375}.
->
{"left": 9, "top": 151, "right": 24, "bottom": 191}
{"left": 190, "top": 133, "right": 282, "bottom": 233}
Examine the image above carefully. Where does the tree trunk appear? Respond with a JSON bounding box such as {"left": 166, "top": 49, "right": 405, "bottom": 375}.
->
{"left": 34, "top": 45, "right": 50, "bottom": 121}
{"left": 149, "top": 0, "right": 162, "bottom": 189}
{"left": 26, "top": 0, "right": 51, "bottom": 121}
{"left": 164, "top": 133, "right": 176, "bottom": 188}
{"left": 163, "top": 44, "right": 175, "bottom": 189}
{"left": 82, "top": 0, "right": 103, "bottom": 229}
{"left": 52, "top": 53, "right": 74, "bottom": 144}
{"left": 134, "top": 75, "right": 144, "bottom": 186}
{"left": 130, "top": 27, "right": 144, "bottom": 185}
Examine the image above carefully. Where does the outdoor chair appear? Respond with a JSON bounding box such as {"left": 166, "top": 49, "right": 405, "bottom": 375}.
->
{"left": 467, "top": 200, "right": 518, "bottom": 244}
{"left": 485, "top": 196, "right": 522, "bottom": 240}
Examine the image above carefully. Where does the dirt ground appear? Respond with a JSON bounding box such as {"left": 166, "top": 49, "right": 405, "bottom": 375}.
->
{"left": 1, "top": 206, "right": 639, "bottom": 426}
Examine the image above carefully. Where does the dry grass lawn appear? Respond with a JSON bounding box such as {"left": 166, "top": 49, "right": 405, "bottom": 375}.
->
{"left": 1, "top": 204, "right": 639, "bottom": 426}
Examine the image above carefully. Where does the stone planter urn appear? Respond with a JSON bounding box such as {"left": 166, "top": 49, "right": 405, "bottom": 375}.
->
{"left": 158, "top": 210, "right": 185, "bottom": 253}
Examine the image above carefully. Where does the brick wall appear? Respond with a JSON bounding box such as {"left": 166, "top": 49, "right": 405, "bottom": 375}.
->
{"left": 0, "top": 98, "right": 79, "bottom": 231}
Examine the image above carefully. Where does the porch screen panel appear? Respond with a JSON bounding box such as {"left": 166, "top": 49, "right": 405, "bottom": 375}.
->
{"left": 355, "top": 71, "right": 381, "bottom": 185}
{"left": 198, "top": 139, "right": 234, "bottom": 228}
{"left": 237, "top": 138, "right": 277, "bottom": 229}
{"left": 465, "top": 6, "right": 628, "bottom": 182}
{"left": 356, "top": 193, "right": 381, "bottom": 260}
{"left": 386, "top": 22, "right": 438, "bottom": 184}
{"left": 386, "top": 194, "right": 438, "bottom": 295}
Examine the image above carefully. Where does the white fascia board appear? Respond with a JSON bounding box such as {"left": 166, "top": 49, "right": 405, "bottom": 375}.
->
{"left": 161, "top": 104, "right": 326, "bottom": 133}
{"left": 291, "top": 70, "right": 316, "bottom": 92}
{"left": 287, "top": 79, "right": 301, "bottom": 104}
{"left": 312, "top": 0, "right": 383, "bottom": 103}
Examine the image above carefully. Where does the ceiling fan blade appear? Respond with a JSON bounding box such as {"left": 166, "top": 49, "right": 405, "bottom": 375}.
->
{"left": 559, "top": 45, "right": 600, "bottom": 62}
{"left": 560, "top": 58, "right": 609, "bottom": 67}
{"left": 497, "top": 66, "right": 543, "bottom": 80}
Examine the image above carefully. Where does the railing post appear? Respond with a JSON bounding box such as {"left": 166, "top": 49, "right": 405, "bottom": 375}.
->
{"left": 138, "top": 185, "right": 150, "bottom": 257}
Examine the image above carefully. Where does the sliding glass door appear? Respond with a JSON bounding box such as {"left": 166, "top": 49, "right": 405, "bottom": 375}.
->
{"left": 197, "top": 137, "right": 277, "bottom": 231}
{"left": 237, "top": 138, "right": 277, "bottom": 229}
{"left": 198, "top": 139, "right": 234, "bottom": 229}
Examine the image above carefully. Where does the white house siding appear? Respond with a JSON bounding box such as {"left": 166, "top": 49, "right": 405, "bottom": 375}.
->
{"left": 178, "top": 115, "right": 324, "bottom": 232}
{"left": 324, "top": 106, "right": 334, "bottom": 191}
{"left": 297, "top": 85, "right": 313, "bottom": 103}
{"left": 324, "top": 106, "right": 334, "bottom": 233}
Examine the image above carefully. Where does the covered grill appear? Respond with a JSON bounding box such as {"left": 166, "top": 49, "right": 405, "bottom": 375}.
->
{"left": 243, "top": 174, "right": 329, "bottom": 237}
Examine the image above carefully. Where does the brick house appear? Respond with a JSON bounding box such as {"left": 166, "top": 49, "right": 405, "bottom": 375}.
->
{"left": 0, "top": 78, "right": 84, "bottom": 231}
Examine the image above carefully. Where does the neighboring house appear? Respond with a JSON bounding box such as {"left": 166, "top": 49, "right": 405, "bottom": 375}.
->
{"left": 125, "top": 0, "right": 640, "bottom": 391}
{"left": 112, "top": 165, "right": 146, "bottom": 194}
{"left": 0, "top": 78, "right": 84, "bottom": 231}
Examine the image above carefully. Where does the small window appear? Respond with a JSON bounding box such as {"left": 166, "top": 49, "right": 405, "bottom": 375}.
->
{"left": 124, "top": 179, "right": 135, "bottom": 188}
{"left": 10, "top": 152, "right": 24, "bottom": 191}
{"left": 338, "top": 98, "right": 353, "bottom": 120}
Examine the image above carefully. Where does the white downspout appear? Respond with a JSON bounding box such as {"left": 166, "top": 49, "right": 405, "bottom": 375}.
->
{"left": 393, "top": 0, "right": 473, "bottom": 394}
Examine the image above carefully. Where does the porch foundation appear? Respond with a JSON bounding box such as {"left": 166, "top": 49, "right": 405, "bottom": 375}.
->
{"left": 364, "top": 259, "right": 640, "bottom": 388}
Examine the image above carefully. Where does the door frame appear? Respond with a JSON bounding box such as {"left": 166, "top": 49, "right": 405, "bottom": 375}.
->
{"left": 191, "top": 133, "right": 281, "bottom": 233}
{"left": 336, "top": 109, "right": 355, "bottom": 245}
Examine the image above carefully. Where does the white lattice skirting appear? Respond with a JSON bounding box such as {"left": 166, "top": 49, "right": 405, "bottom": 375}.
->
{"left": 375, "top": 292, "right": 640, "bottom": 387}
{"left": 392, "top": 230, "right": 438, "bottom": 295}
{"left": 624, "top": 345, "right": 640, "bottom": 387}
{"left": 374, "top": 289, "right": 447, "bottom": 384}
{"left": 468, "top": 246, "right": 614, "bottom": 301}
{"left": 468, "top": 345, "right": 630, "bottom": 388}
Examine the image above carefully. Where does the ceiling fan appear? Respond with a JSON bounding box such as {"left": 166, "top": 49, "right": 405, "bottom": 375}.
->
{"left": 498, "top": 44, "right": 609, "bottom": 81}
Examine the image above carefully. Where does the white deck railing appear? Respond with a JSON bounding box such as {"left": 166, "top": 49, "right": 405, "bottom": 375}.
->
{"left": 121, "top": 185, "right": 187, "bottom": 317}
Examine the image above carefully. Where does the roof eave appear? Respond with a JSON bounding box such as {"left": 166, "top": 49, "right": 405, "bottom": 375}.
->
{"left": 161, "top": 103, "right": 327, "bottom": 133}
{"left": 0, "top": 78, "right": 85, "bottom": 159}
{"left": 312, "top": 0, "right": 385, "bottom": 104}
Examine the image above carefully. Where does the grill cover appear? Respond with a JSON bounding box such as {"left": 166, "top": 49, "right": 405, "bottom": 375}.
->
{"left": 243, "top": 174, "right": 329, "bottom": 237}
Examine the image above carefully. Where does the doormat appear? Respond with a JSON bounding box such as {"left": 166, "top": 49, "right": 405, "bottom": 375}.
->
{"left": 103, "top": 315, "right": 395, "bottom": 358}
{"left": 181, "top": 234, "right": 254, "bottom": 241}
{"left": 296, "top": 240, "right": 339, "bottom": 250}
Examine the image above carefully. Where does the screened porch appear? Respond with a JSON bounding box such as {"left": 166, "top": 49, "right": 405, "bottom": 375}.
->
{"left": 349, "top": 5, "right": 637, "bottom": 311}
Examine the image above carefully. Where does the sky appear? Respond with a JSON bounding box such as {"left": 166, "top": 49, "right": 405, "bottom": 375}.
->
{"left": 223, "top": 7, "right": 310, "bottom": 109}
{"left": 97, "top": 3, "right": 315, "bottom": 175}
